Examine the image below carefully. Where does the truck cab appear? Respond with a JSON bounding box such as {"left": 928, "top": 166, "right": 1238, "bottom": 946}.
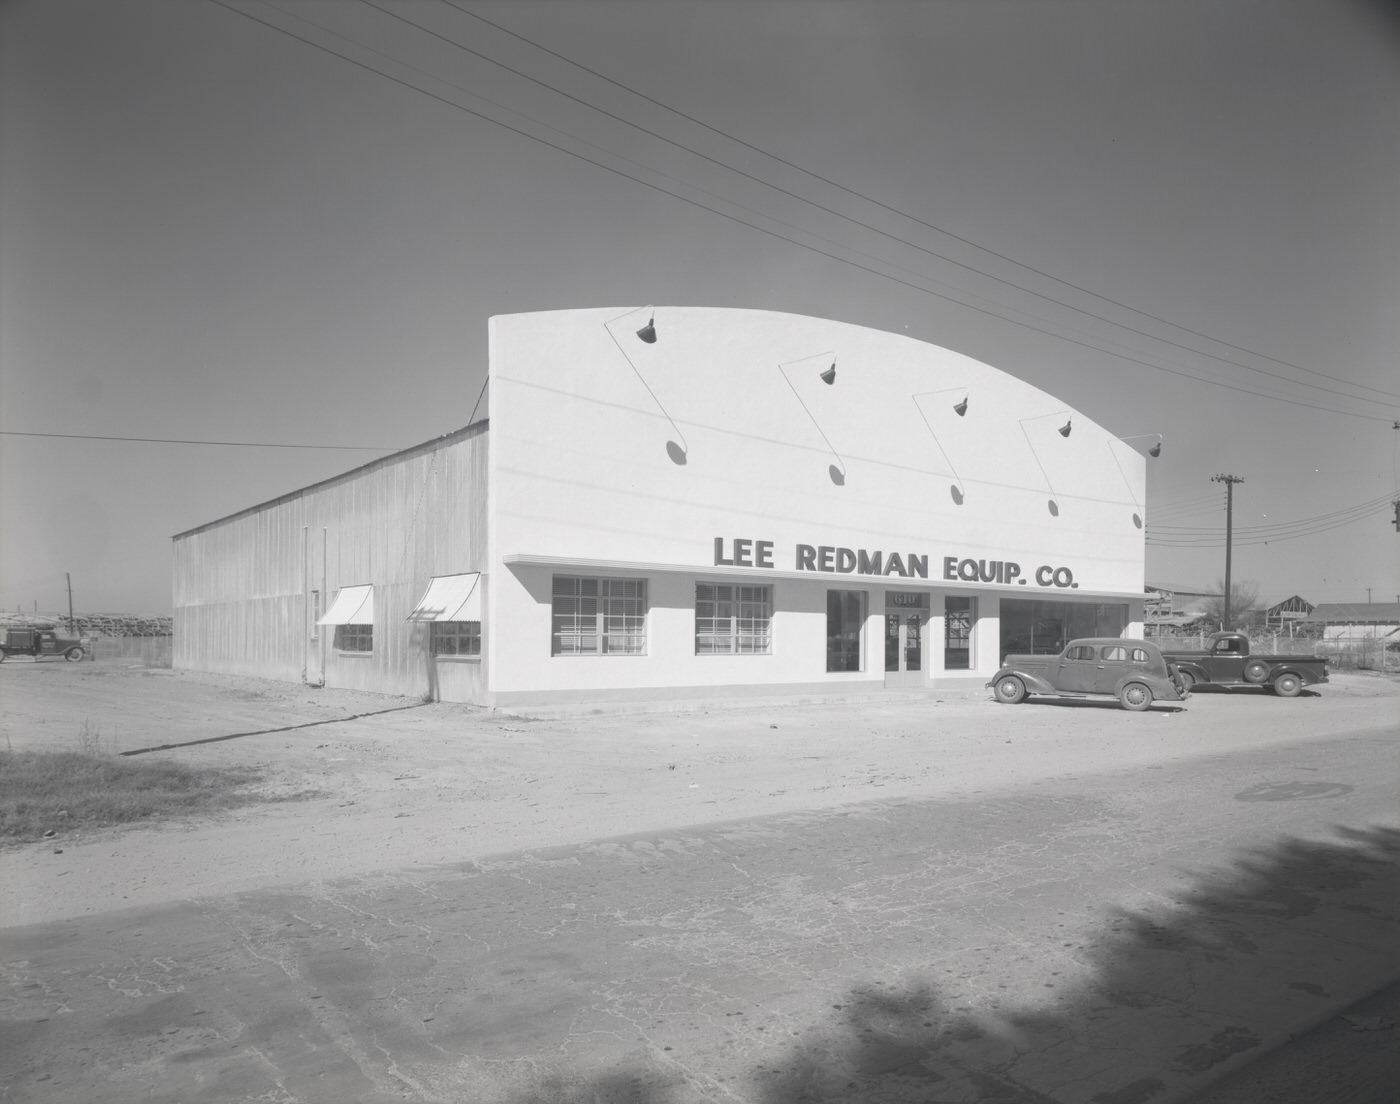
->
{"left": 1200, "top": 632, "right": 1250, "bottom": 681}
{"left": 0, "top": 625, "right": 88, "bottom": 662}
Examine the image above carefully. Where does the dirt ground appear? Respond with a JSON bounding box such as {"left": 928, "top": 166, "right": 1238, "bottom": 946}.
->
{"left": 2, "top": 657, "right": 1397, "bottom": 929}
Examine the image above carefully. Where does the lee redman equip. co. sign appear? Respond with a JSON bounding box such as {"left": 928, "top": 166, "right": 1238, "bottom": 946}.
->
{"left": 712, "top": 537, "right": 1080, "bottom": 589}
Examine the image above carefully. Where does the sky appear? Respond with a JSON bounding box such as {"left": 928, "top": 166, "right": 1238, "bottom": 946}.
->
{"left": 2, "top": 0, "right": 1397, "bottom": 616}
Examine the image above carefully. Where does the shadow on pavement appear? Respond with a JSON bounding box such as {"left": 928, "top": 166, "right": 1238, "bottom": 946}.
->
{"left": 506, "top": 826, "right": 1399, "bottom": 1104}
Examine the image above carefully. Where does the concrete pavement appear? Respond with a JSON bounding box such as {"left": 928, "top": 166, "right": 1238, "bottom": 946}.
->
{"left": 2, "top": 725, "right": 1396, "bottom": 1103}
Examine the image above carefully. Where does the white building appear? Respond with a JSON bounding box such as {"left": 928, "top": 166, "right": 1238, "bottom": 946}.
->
{"left": 173, "top": 307, "right": 1150, "bottom": 706}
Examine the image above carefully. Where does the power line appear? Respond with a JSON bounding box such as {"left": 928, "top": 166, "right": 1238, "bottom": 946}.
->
{"left": 1146, "top": 492, "right": 1396, "bottom": 546}
{"left": 209, "top": 0, "right": 1396, "bottom": 423}
{"left": 446, "top": 0, "right": 1400, "bottom": 407}
{"left": 0, "top": 430, "right": 399, "bottom": 450}
{"left": 1151, "top": 490, "right": 1396, "bottom": 533}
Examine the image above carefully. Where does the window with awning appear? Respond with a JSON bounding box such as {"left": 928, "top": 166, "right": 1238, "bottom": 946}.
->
{"left": 407, "top": 573, "right": 482, "bottom": 622}
{"left": 317, "top": 584, "right": 374, "bottom": 625}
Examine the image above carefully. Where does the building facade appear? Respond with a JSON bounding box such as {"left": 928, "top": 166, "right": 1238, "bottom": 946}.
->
{"left": 173, "top": 307, "right": 1149, "bottom": 706}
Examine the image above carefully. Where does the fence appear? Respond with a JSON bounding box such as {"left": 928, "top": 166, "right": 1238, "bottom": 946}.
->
{"left": 86, "top": 634, "right": 173, "bottom": 667}
{"left": 1313, "top": 630, "right": 1398, "bottom": 673}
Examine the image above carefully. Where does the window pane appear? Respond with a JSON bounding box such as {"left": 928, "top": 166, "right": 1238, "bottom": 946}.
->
{"left": 553, "top": 576, "right": 647, "bottom": 655}
{"left": 826, "top": 590, "right": 864, "bottom": 672}
{"left": 944, "top": 596, "right": 973, "bottom": 669}
{"left": 431, "top": 621, "right": 481, "bottom": 656}
{"left": 695, "top": 583, "right": 770, "bottom": 655}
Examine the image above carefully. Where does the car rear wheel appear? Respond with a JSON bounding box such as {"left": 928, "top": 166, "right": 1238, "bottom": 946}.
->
{"left": 64, "top": 647, "right": 84, "bottom": 662}
{"left": 1272, "top": 672, "right": 1303, "bottom": 697}
{"left": 993, "top": 675, "right": 1027, "bottom": 704}
{"left": 1119, "top": 682, "right": 1152, "bottom": 711}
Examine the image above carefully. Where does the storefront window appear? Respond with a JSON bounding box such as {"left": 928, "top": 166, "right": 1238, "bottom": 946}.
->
{"left": 552, "top": 576, "right": 647, "bottom": 655}
{"left": 998, "top": 600, "right": 1127, "bottom": 661}
{"left": 696, "top": 584, "right": 772, "bottom": 654}
{"left": 944, "top": 597, "right": 974, "bottom": 669}
{"left": 826, "top": 590, "right": 866, "bottom": 672}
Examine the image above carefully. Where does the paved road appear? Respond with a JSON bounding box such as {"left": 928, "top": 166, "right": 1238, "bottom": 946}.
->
{"left": 2, "top": 724, "right": 1396, "bottom": 1103}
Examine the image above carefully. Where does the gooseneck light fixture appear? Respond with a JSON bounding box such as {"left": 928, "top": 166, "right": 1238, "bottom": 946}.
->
{"left": 912, "top": 388, "right": 971, "bottom": 505}
{"left": 1111, "top": 433, "right": 1164, "bottom": 528}
{"left": 603, "top": 306, "right": 687, "bottom": 464}
{"left": 778, "top": 352, "right": 845, "bottom": 485}
{"left": 1019, "top": 410, "right": 1074, "bottom": 516}
{"left": 1122, "top": 432, "right": 1163, "bottom": 458}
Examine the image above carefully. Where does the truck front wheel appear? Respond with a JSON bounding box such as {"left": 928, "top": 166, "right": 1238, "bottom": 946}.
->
{"left": 1272, "top": 672, "right": 1303, "bottom": 697}
{"left": 64, "top": 647, "right": 85, "bottom": 662}
{"left": 1244, "top": 660, "right": 1270, "bottom": 683}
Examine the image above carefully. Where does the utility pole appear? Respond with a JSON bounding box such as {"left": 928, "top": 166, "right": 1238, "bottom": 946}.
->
{"left": 66, "top": 573, "right": 75, "bottom": 634}
{"left": 1393, "top": 424, "right": 1399, "bottom": 533}
{"left": 1212, "top": 474, "right": 1244, "bottom": 629}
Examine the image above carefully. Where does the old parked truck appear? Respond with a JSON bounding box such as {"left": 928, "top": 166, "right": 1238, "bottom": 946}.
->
{"left": 0, "top": 625, "right": 87, "bottom": 662}
{"left": 1162, "top": 631, "right": 1328, "bottom": 697}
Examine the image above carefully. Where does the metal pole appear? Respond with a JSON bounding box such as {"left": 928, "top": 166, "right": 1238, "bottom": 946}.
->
{"left": 1212, "top": 474, "right": 1244, "bottom": 629}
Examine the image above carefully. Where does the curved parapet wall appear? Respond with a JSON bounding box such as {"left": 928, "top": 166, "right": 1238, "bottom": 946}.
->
{"left": 489, "top": 306, "right": 1145, "bottom": 594}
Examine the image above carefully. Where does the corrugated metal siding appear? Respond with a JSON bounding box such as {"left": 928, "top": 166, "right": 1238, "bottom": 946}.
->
{"left": 173, "top": 426, "right": 489, "bottom": 699}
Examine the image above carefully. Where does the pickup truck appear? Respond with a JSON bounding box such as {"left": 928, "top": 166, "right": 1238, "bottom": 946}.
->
{"left": 0, "top": 625, "right": 88, "bottom": 662}
{"left": 1161, "top": 631, "right": 1327, "bottom": 697}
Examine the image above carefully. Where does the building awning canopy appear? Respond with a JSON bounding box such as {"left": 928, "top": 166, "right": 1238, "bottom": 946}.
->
{"left": 317, "top": 584, "right": 374, "bottom": 625}
{"left": 407, "top": 573, "right": 482, "bottom": 622}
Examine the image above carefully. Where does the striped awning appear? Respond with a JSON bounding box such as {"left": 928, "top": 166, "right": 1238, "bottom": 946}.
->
{"left": 317, "top": 584, "right": 374, "bottom": 625}
{"left": 407, "top": 573, "right": 482, "bottom": 622}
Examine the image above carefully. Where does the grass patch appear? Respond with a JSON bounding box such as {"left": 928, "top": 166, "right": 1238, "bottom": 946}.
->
{"left": 0, "top": 750, "right": 266, "bottom": 843}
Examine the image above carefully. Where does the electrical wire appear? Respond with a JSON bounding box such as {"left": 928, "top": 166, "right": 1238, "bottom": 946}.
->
{"left": 207, "top": 0, "right": 1397, "bottom": 424}
{"left": 444, "top": 0, "right": 1400, "bottom": 407}
{"left": 1151, "top": 490, "right": 1396, "bottom": 533}
{"left": 1146, "top": 492, "right": 1396, "bottom": 547}
{"left": 0, "top": 430, "right": 400, "bottom": 450}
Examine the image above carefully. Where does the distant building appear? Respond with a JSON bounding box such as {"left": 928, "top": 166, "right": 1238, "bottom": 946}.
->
{"left": 1302, "top": 602, "right": 1400, "bottom": 644}
{"left": 1144, "top": 584, "right": 1218, "bottom": 633}
{"left": 1263, "top": 595, "right": 1314, "bottom": 630}
{"left": 173, "top": 307, "right": 1151, "bottom": 706}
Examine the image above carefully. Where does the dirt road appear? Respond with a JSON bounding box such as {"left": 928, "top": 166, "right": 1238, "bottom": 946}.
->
{"left": 1, "top": 659, "right": 1396, "bottom": 927}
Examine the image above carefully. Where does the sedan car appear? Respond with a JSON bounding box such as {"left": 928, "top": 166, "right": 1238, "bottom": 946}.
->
{"left": 988, "top": 638, "right": 1189, "bottom": 711}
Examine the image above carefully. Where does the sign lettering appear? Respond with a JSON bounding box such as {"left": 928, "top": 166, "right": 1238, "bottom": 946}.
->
{"left": 713, "top": 538, "right": 1081, "bottom": 588}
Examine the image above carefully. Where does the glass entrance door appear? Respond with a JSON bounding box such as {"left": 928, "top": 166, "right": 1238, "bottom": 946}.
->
{"left": 884, "top": 610, "right": 924, "bottom": 687}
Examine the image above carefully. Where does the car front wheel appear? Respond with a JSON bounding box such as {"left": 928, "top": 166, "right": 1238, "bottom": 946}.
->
{"left": 1272, "top": 672, "right": 1303, "bottom": 697}
{"left": 1119, "top": 682, "right": 1152, "bottom": 711}
{"left": 993, "top": 675, "right": 1027, "bottom": 704}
